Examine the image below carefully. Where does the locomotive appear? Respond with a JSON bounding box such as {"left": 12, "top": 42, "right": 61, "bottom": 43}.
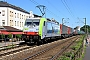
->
{"left": 22, "top": 18, "right": 60, "bottom": 44}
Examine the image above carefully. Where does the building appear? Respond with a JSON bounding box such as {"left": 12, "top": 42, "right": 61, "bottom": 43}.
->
{"left": 0, "top": 1, "right": 41, "bottom": 30}
{"left": 0, "top": 26, "right": 23, "bottom": 41}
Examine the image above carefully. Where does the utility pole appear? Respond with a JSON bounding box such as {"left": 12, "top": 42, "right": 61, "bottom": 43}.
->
{"left": 62, "top": 18, "right": 69, "bottom": 25}
{"left": 62, "top": 18, "right": 64, "bottom": 25}
{"left": 36, "top": 5, "right": 46, "bottom": 17}
{"left": 87, "top": 26, "right": 88, "bottom": 34}
{"left": 84, "top": 18, "right": 86, "bottom": 34}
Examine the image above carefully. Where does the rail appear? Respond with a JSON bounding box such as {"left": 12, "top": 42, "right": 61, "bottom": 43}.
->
{"left": 23, "top": 36, "right": 78, "bottom": 60}
{"left": 50, "top": 37, "right": 78, "bottom": 60}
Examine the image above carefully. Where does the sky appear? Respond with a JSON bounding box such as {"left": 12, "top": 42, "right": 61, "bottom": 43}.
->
{"left": 3, "top": 0, "right": 90, "bottom": 28}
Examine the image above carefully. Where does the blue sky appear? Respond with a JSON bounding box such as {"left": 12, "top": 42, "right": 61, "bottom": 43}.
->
{"left": 5, "top": 0, "right": 90, "bottom": 28}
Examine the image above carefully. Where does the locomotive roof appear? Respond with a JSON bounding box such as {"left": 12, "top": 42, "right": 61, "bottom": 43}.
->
{"left": 26, "top": 18, "right": 59, "bottom": 24}
{"left": 26, "top": 18, "right": 41, "bottom": 19}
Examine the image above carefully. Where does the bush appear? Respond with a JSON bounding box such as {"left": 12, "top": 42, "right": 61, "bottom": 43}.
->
{"left": 1, "top": 34, "right": 5, "bottom": 38}
{"left": 16, "top": 34, "right": 22, "bottom": 38}
{"left": 58, "top": 56, "right": 70, "bottom": 60}
{"left": 63, "top": 52, "right": 72, "bottom": 57}
{"left": 8, "top": 34, "right": 12, "bottom": 38}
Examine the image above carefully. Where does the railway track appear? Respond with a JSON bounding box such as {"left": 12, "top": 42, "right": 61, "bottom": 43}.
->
{"left": 0, "top": 36, "right": 80, "bottom": 60}
{"left": 50, "top": 37, "right": 78, "bottom": 60}
{"left": 23, "top": 36, "right": 79, "bottom": 60}
{"left": 0, "top": 44, "right": 31, "bottom": 57}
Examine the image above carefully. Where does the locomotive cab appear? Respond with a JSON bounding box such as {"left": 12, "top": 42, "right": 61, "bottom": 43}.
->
{"left": 22, "top": 18, "right": 46, "bottom": 44}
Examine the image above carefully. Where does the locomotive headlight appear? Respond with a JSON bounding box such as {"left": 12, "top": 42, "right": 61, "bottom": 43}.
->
{"left": 36, "top": 32, "right": 39, "bottom": 34}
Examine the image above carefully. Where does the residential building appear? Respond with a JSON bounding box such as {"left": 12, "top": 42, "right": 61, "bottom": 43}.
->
{"left": 0, "top": 1, "right": 41, "bottom": 30}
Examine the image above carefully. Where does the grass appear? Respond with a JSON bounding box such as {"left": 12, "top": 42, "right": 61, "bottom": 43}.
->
{"left": 5, "top": 44, "right": 16, "bottom": 49}
{"left": 57, "top": 35, "right": 86, "bottom": 60}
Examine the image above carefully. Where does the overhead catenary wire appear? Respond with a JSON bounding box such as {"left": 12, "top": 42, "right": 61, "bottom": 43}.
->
{"left": 61, "top": 0, "right": 75, "bottom": 19}
{"left": 77, "top": 17, "right": 85, "bottom": 24}
{"left": 46, "top": 0, "right": 67, "bottom": 18}
{"left": 29, "top": 0, "right": 61, "bottom": 19}
{"left": 64, "top": 0, "right": 75, "bottom": 17}
{"left": 65, "top": 0, "right": 82, "bottom": 26}
{"left": 29, "top": 0, "right": 38, "bottom": 5}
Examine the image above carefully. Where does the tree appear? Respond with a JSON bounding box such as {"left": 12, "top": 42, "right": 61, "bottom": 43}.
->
{"left": 80, "top": 25, "right": 90, "bottom": 34}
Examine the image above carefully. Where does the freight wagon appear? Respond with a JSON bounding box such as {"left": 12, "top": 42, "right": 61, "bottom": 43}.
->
{"left": 68, "top": 27, "right": 74, "bottom": 37}
{"left": 60, "top": 24, "right": 74, "bottom": 38}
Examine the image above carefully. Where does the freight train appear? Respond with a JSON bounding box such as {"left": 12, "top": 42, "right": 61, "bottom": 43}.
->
{"left": 22, "top": 17, "right": 84, "bottom": 44}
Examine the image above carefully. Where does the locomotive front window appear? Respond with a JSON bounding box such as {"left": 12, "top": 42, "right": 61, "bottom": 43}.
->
{"left": 25, "top": 19, "right": 40, "bottom": 27}
{"left": 25, "top": 22, "right": 31, "bottom": 25}
{"left": 33, "top": 22, "right": 39, "bottom": 25}
{"left": 25, "top": 22, "right": 39, "bottom": 26}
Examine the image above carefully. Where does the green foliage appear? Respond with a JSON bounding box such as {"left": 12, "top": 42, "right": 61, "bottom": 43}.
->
{"left": 71, "top": 45, "right": 79, "bottom": 51}
{"left": 16, "top": 34, "right": 22, "bottom": 38}
{"left": 71, "top": 38, "right": 82, "bottom": 51}
{"left": 57, "top": 56, "right": 70, "bottom": 60}
{"left": 5, "top": 45, "right": 16, "bottom": 49}
{"left": 80, "top": 25, "right": 90, "bottom": 33}
{"left": 63, "top": 52, "right": 74, "bottom": 57}
{"left": 58, "top": 35, "right": 85, "bottom": 60}
{"left": 1, "top": 34, "right": 5, "bottom": 38}
{"left": 8, "top": 34, "right": 12, "bottom": 38}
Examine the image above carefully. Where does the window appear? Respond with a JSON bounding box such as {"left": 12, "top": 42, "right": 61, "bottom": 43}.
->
{"left": 10, "top": 11, "right": 11, "bottom": 13}
{"left": 26, "top": 16, "right": 28, "bottom": 18}
{"left": 12, "top": 20, "right": 13, "bottom": 26}
{"left": 10, "top": 11, "right": 12, "bottom": 17}
{"left": 12, "top": 12, "right": 13, "bottom": 17}
{"left": 44, "top": 21, "right": 45, "bottom": 26}
{"left": 2, "top": 22, "right": 5, "bottom": 26}
{"left": 24, "top": 15, "right": 25, "bottom": 20}
{"left": 15, "top": 21, "right": 16, "bottom": 26}
{"left": 47, "top": 22, "right": 52, "bottom": 33}
{"left": 22, "top": 22, "right": 23, "bottom": 27}
{"left": 29, "top": 16, "right": 30, "bottom": 18}
{"left": 17, "top": 13, "right": 19, "bottom": 18}
{"left": 17, "top": 21, "right": 19, "bottom": 26}
{"left": 20, "top": 14, "right": 21, "bottom": 19}
{"left": 2, "top": 20, "right": 5, "bottom": 26}
{"left": 10, "top": 20, "right": 11, "bottom": 26}
{"left": 2, "top": 10, "right": 5, "bottom": 16}
{"left": 22, "top": 15, "right": 23, "bottom": 19}
{"left": 10, "top": 20, "right": 13, "bottom": 26}
{"left": 25, "top": 22, "right": 39, "bottom": 26}
{"left": 10, "top": 11, "right": 13, "bottom": 17}
{"left": 52, "top": 23, "right": 59, "bottom": 33}
{"left": 20, "top": 22, "right": 21, "bottom": 27}
{"left": 15, "top": 13, "right": 16, "bottom": 18}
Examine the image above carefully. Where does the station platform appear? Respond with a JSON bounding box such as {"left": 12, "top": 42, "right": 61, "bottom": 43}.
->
{"left": 0, "top": 41, "right": 24, "bottom": 47}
